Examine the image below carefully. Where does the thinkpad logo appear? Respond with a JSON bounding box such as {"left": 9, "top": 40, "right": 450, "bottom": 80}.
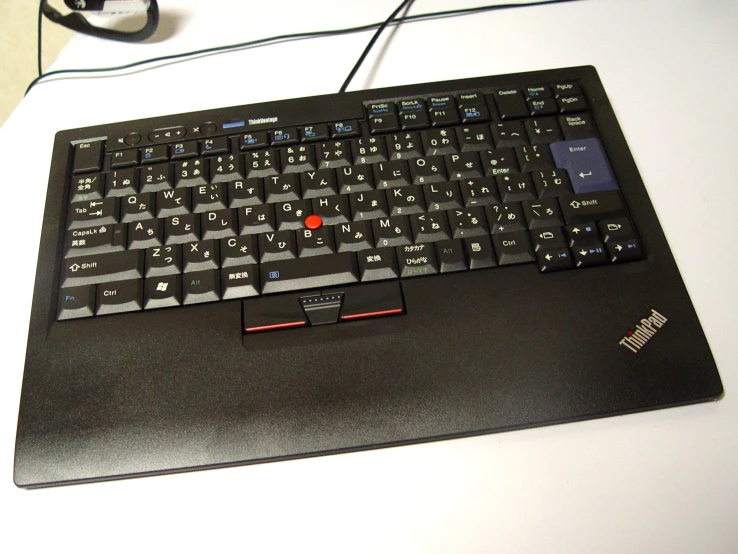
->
{"left": 619, "top": 309, "right": 668, "bottom": 353}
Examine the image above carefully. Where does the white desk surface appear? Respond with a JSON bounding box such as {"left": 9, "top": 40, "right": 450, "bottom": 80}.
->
{"left": 1, "top": 0, "right": 736, "bottom": 551}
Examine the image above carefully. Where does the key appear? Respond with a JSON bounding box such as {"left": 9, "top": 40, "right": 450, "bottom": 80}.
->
{"left": 559, "top": 190, "right": 625, "bottom": 224}
{"left": 565, "top": 222, "right": 600, "bottom": 248}
{"left": 460, "top": 177, "right": 501, "bottom": 207}
{"left": 374, "top": 160, "right": 411, "bottom": 189}
{"left": 492, "top": 89, "right": 528, "bottom": 119}
{"left": 397, "top": 243, "right": 439, "bottom": 277}
{"left": 110, "top": 148, "right": 138, "bottom": 168}
{"left": 480, "top": 148, "right": 519, "bottom": 176}
{"left": 202, "top": 136, "right": 229, "bottom": 155}
{"left": 523, "top": 198, "right": 564, "bottom": 229}
{"left": 358, "top": 247, "right": 400, "bottom": 281}
{"left": 96, "top": 279, "right": 143, "bottom": 315}
{"left": 532, "top": 169, "right": 572, "bottom": 198}
{"left": 239, "top": 132, "right": 269, "bottom": 150}
{"left": 606, "top": 238, "right": 644, "bottom": 263}
{"left": 221, "top": 265, "right": 260, "bottom": 299}
{"left": 317, "top": 140, "right": 352, "bottom": 168}
{"left": 493, "top": 231, "right": 535, "bottom": 265}
{"left": 496, "top": 173, "right": 536, "bottom": 203}
{"left": 445, "top": 152, "right": 483, "bottom": 180}
{"left": 211, "top": 153, "right": 245, "bottom": 183}
{"left": 448, "top": 207, "right": 489, "bottom": 238}
{"left": 422, "top": 128, "right": 458, "bottom": 156}
{"left": 312, "top": 195, "right": 350, "bottom": 225}
{"left": 171, "top": 140, "right": 199, "bottom": 160}
{"left": 174, "top": 158, "right": 208, "bottom": 188}
{"left": 281, "top": 144, "right": 316, "bottom": 173}
{"left": 424, "top": 182, "right": 462, "bottom": 211}
{"left": 409, "top": 156, "right": 447, "bottom": 185}
{"left": 139, "top": 163, "right": 173, "bottom": 193}
{"left": 557, "top": 95, "right": 588, "bottom": 114}
{"left": 265, "top": 174, "right": 301, "bottom": 203}
{"left": 387, "top": 186, "right": 425, "bottom": 216}
{"left": 516, "top": 145, "right": 555, "bottom": 172}
{"left": 550, "top": 138, "right": 618, "bottom": 194}
{"left": 386, "top": 132, "right": 423, "bottom": 160}
{"left": 183, "top": 270, "right": 221, "bottom": 305}
{"left": 331, "top": 121, "right": 360, "bottom": 138}
{"left": 464, "top": 235, "right": 497, "bottom": 269}
{"left": 598, "top": 218, "right": 635, "bottom": 243}
{"left": 337, "top": 164, "right": 374, "bottom": 193}
{"left": 553, "top": 83, "right": 582, "bottom": 97}
{"left": 301, "top": 169, "right": 338, "bottom": 198}
{"left": 62, "top": 250, "right": 144, "bottom": 288}
{"left": 559, "top": 114, "right": 597, "bottom": 141}
{"left": 527, "top": 98, "right": 558, "bottom": 117}
{"left": 351, "top": 136, "right": 388, "bottom": 164}
{"left": 524, "top": 85, "right": 551, "bottom": 100}
{"left": 71, "top": 173, "right": 103, "bottom": 202}
{"left": 457, "top": 125, "right": 494, "bottom": 152}
{"left": 228, "top": 178, "right": 264, "bottom": 207}
{"left": 335, "top": 221, "right": 374, "bottom": 252}
{"left": 368, "top": 113, "right": 400, "bottom": 134}
{"left": 525, "top": 117, "right": 563, "bottom": 145}
{"left": 572, "top": 242, "right": 609, "bottom": 267}
{"left": 531, "top": 227, "right": 567, "bottom": 251}
{"left": 271, "top": 127, "right": 299, "bottom": 146}
{"left": 260, "top": 252, "right": 360, "bottom": 294}
{"left": 372, "top": 216, "right": 412, "bottom": 247}
{"left": 128, "top": 219, "right": 164, "bottom": 249}
{"left": 398, "top": 99, "right": 429, "bottom": 130}
{"left": 165, "top": 213, "right": 200, "bottom": 244}
{"left": 245, "top": 149, "right": 279, "bottom": 178}
{"left": 73, "top": 140, "right": 103, "bottom": 173}
{"left": 485, "top": 202, "right": 526, "bottom": 234}
{"left": 410, "top": 212, "right": 451, "bottom": 243}
{"left": 428, "top": 96, "right": 460, "bottom": 126}
{"left": 350, "top": 191, "right": 389, "bottom": 221}
{"left": 145, "top": 244, "right": 182, "bottom": 277}
{"left": 106, "top": 167, "right": 137, "bottom": 197}
{"left": 221, "top": 235, "right": 258, "bottom": 267}
{"left": 537, "top": 248, "right": 574, "bottom": 272}
{"left": 141, "top": 145, "right": 168, "bottom": 163}
{"left": 275, "top": 200, "right": 311, "bottom": 231}
{"left": 144, "top": 274, "right": 182, "bottom": 309}
{"left": 435, "top": 239, "right": 467, "bottom": 273}
{"left": 65, "top": 223, "right": 126, "bottom": 257}
{"left": 202, "top": 208, "right": 237, "bottom": 239}
{"left": 259, "top": 230, "right": 297, "bottom": 262}
{"left": 297, "top": 227, "right": 335, "bottom": 257}
{"left": 299, "top": 124, "right": 329, "bottom": 142}
{"left": 459, "top": 104, "right": 491, "bottom": 124}
{"left": 239, "top": 204, "right": 275, "bottom": 235}
{"left": 58, "top": 285, "right": 96, "bottom": 320}
{"left": 156, "top": 188, "right": 191, "bottom": 218}
{"left": 67, "top": 198, "right": 119, "bottom": 229}
{"left": 183, "top": 240, "right": 219, "bottom": 272}
{"left": 491, "top": 121, "right": 528, "bottom": 148}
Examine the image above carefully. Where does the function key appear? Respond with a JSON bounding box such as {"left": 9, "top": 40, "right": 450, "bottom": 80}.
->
{"left": 270, "top": 127, "right": 299, "bottom": 146}
{"left": 202, "top": 136, "right": 229, "bottom": 156}
{"left": 460, "top": 104, "right": 490, "bottom": 124}
{"left": 367, "top": 102, "right": 399, "bottom": 134}
{"left": 149, "top": 126, "right": 186, "bottom": 142}
{"left": 367, "top": 102, "right": 396, "bottom": 116}
{"left": 524, "top": 85, "right": 551, "bottom": 100}
{"left": 171, "top": 140, "right": 199, "bottom": 160}
{"left": 398, "top": 98, "right": 429, "bottom": 130}
{"left": 331, "top": 120, "right": 360, "bottom": 138}
{"left": 552, "top": 83, "right": 582, "bottom": 97}
{"left": 72, "top": 140, "right": 104, "bottom": 174}
{"left": 428, "top": 96, "right": 460, "bottom": 126}
{"left": 300, "top": 124, "right": 330, "bottom": 142}
{"left": 240, "top": 131, "right": 269, "bottom": 150}
{"left": 110, "top": 148, "right": 138, "bottom": 168}
{"left": 492, "top": 89, "right": 528, "bottom": 120}
{"left": 140, "top": 144, "right": 168, "bottom": 163}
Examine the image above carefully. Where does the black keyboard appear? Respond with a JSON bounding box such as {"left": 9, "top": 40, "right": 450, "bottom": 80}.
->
{"left": 16, "top": 66, "right": 722, "bottom": 487}
{"left": 60, "top": 71, "right": 642, "bottom": 328}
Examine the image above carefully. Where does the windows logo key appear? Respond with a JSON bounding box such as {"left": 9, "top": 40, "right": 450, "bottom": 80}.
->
{"left": 156, "top": 282, "right": 168, "bottom": 292}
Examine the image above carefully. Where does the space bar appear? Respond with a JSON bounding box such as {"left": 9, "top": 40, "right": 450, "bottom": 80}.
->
{"left": 260, "top": 253, "right": 360, "bottom": 294}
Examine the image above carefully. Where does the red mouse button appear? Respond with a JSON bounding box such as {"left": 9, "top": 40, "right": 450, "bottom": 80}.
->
{"left": 304, "top": 215, "right": 323, "bottom": 230}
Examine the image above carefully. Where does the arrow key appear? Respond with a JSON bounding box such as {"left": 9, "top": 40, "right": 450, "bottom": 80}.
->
{"left": 532, "top": 226, "right": 566, "bottom": 251}
{"left": 536, "top": 248, "right": 573, "bottom": 272}
{"left": 597, "top": 217, "right": 635, "bottom": 243}
{"left": 564, "top": 221, "right": 600, "bottom": 248}
{"left": 606, "top": 239, "right": 644, "bottom": 263}
{"left": 572, "top": 242, "right": 609, "bottom": 268}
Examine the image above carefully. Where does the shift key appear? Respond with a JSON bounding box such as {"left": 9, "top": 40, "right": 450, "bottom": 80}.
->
{"left": 559, "top": 190, "right": 625, "bottom": 225}
{"left": 62, "top": 250, "right": 144, "bottom": 287}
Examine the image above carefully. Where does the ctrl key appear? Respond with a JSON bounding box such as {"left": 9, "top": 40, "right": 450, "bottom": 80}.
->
{"left": 58, "top": 285, "right": 96, "bottom": 320}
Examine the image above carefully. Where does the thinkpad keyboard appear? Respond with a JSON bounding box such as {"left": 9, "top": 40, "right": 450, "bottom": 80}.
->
{"left": 59, "top": 73, "right": 643, "bottom": 328}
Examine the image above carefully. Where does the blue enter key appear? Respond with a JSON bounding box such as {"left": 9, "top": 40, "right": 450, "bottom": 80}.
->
{"left": 550, "top": 138, "right": 618, "bottom": 194}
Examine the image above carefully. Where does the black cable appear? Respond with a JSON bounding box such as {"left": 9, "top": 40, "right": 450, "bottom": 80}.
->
{"left": 27, "top": 0, "right": 581, "bottom": 96}
{"left": 38, "top": 0, "right": 44, "bottom": 76}
{"left": 338, "top": 0, "right": 415, "bottom": 94}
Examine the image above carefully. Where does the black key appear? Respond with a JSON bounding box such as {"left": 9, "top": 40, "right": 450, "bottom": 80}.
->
{"left": 374, "top": 160, "right": 411, "bottom": 189}
{"left": 259, "top": 230, "right": 297, "bottom": 262}
{"left": 559, "top": 191, "right": 625, "bottom": 224}
{"left": 435, "top": 239, "right": 468, "bottom": 273}
{"left": 238, "top": 204, "right": 275, "bottom": 235}
{"left": 106, "top": 167, "right": 137, "bottom": 197}
{"left": 516, "top": 145, "right": 555, "bottom": 172}
{"left": 537, "top": 248, "right": 574, "bottom": 272}
{"left": 464, "top": 235, "right": 497, "bottom": 269}
{"left": 527, "top": 98, "right": 558, "bottom": 117}
{"left": 607, "top": 239, "right": 644, "bottom": 263}
{"left": 65, "top": 223, "right": 126, "bottom": 258}
{"left": 372, "top": 216, "right": 412, "bottom": 247}
{"left": 531, "top": 227, "right": 567, "bottom": 251}
{"left": 221, "top": 235, "right": 258, "bottom": 267}
{"left": 141, "top": 145, "right": 168, "bottom": 163}
{"left": 352, "top": 136, "right": 388, "bottom": 164}
{"left": 351, "top": 191, "right": 389, "bottom": 221}
{"left": 493, "top": 231, "right": 535, "bottom": 265}
{"left": 410, "top": 212, "right": 451, "bottom": 243}
{"left": 211, "top": 154, "right": 245, "bottom": 183}
{"left": 532, "top": 169, "right": 572, "bottom": 198}
{"left": 156, "top": 188, "right": 191, "bottom": 218}
{"left": 67, "top": 198, "right": 119, "bottom": 229}
{"left": 598, "top": 218, "right": 635, "bottom": 243}
{"left": 96, "top": 279, "right": 143, "bottom": 315}
{"left": 485, "top": 202, "right": 526, "bottom": 234}
{"left": 260, "top": 252, "right": 360, "bottom": 294}
{"left": 275, "top": 200, "right": 311, "bottom": 231}
{"left": 572, "top": 242, "right": 609, "bottom": 267}
{"left": 202, "top": 208, "right": 237, "bottom": 239}
{"left": 203, "top": 136, "right": 229, "bottom": 155}
{"left": 459, "top": 104, "right": 491, "bottom": 124}
{"left": 565, "top": 222, "right": 600, "bottom": 248}
{"left": 58, "top": 285, "right": 96, "bottom": 320}
{"left": 145, "top": 244, "right": 182, "bottom": 277}
{"left": 299, "top": 124, "right": 329, "bottom": 142}
{"left": 221, "top": 265, "right": 260, "bottom": 299}
{"left": 557, "top": 95, "right": 588, "bottom": 114}
{"left": 387, "top": 132, "right": 423, "bottom": 160}
{"left": 457, "top": 125, "right": 494, "bottom": 152}
{"left": 73, "top": 140, "right": 103, "bottom": 174}
{"left": 428, "top": 96, "right": 460, "bottom": 126}
{"left": 559, "top": 114, "right": 598, "bottom": 140}
{"left": 335, "top": 221, "right": 374, "bottom": 252}
{"left": 337, "top": 164, "right": 374, "bottom": 193}
{"left": 122, "top": 192, "right": 156, "bottom": 222}
{"left": 368, "top": 113, "right": 400, "bottom": 134}
{"left": 523, "top": 198, "right": 564, "bottom": 229}
{"left": 491, "top": 121, "right": 528, "bottom": 148}
{"left": 496, "top": 173, "right": 536, "bottom": 203}
{"left": 524, "top": 85, "right": 551, "bottom": 100}
{"left": 140, "top": 163, "right": 173, "bottom": 193}
{"left": 301, "top": 169, "right": 338, "bottom": 198}
{"left": 492, "top": 89, "right": 528, "bottom": 119}
{"left": 62, "top": 250, "right": 144, "bottom": 288}
{"left": 409, "top": 156, "right": 447, "bottom": 185}
{"left": 270, "top": 127, "right": 299, "bottom": 146}
{"left": 480, "top": 148, "right": 519, "bottom": 176}
{"left": 183, "top": 270, "right": 221, "bottom": 305}
{"left": 525, "top": 117, "right": 563, "bottom": 145}
{"left": 460, "top": 177, "right": 501, "bottom": 207}
{"left": 445, "top": 152, "right": 483, "bottom": 180}
{"left": 424, "top": 182, "right": 463, "bottom": 211}
{"left": 71, "top": 173, "right": 103, "bottom": 202}
{"left": 183, "top": 240, "right": 219, "bottom": 272}
{"left": 165, "top": 213, "right": 200, "bottom": 244}
{"left": 128, "top": 219, "right": 164, "bottom": 249}
{"left": 228, "top": 178, "right": 264, "bottom": 207}
{"left": 144, "top": 274, "right": 182, "bottom": 309}
{"left": 171, "top": 140, "right": 199, "bottom": 160}
{"left": 358, "top": 247, "right": 400, "bottom": 281}
{"left": 553, "top": 83, "right": 582, "bottom": 97}
{"left": 397, "top": 243, "right": 439, "bottom": 277}
{"left": 239, "top": 132, "right": 269, "bottom": 150}
{"left": 110, "top": 148, "right": 138, "bottom": 168}
{"left": 317, "top": 140, "right": 352, "bottom": 168}
{"left": 422, "top": 128, "right": 459, "bottom": 156}
{"left": 280, "top": 144, "right": 316, "bottom": 173}
{"left": 398, "top": 99, "right": 428, "bottom": 129}
{"left": 297, "top": 227, "right": 335, "bottom": 257}
{"left": 312, "top": 195, "right": 350, "bottom": 225}
{"left": 265, "top": 174, "right": 301, "bottom": 203}
{"left": 245, "top": 149, "right": 279, "bottom": 179}
{"left": 448, "top": 207, "right": 489, "bottom": 238}
{"left": 331, "top": 120, "right": 360, "bottom": 138}
{"left": 386, "top": 186, "right": 425, "bottom": 216}
{"left": 174, "top": 158, "right": 208, "bottom": 188}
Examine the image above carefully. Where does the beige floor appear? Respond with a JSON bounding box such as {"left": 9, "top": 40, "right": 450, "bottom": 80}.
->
{"left": 0, "top": 1, "right": 72, "bottom": 126}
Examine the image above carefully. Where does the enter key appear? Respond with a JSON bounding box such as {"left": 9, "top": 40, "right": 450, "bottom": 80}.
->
{"left": 550, "top": 138, "right": 618, "bottom": 194}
